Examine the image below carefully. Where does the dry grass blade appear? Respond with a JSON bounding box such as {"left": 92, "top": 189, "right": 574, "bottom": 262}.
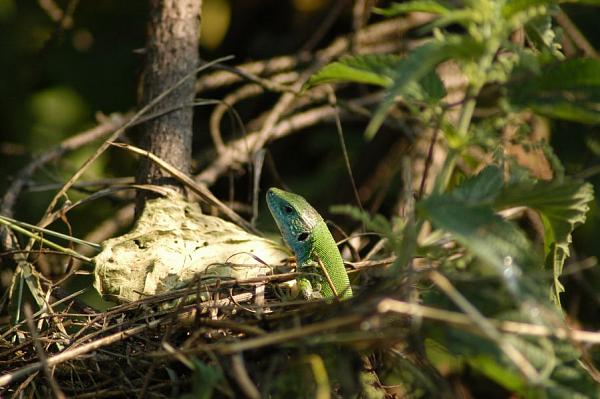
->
{"left": 109, "top": 141, "right": 259, "bottom": 235}
{"left": 376, "top": 298, "right": 600, "bottom": 344}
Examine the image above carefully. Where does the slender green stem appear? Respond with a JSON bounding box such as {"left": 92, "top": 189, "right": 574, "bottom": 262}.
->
{"left": 0, "top": 218, "right": 92, "bottom": 263}
{"left": 0, "top": 215, "right": 101, "bottom": 250}
{"left": 457, "top": 95, "right": 477, "bottom": 138}
{"left": 432, "top": 91, "right": 478, "bottom": 194}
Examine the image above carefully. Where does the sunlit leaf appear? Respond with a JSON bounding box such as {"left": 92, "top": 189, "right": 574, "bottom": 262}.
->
{"left": 366, "top": 36, "right": 483, "bottom": 139}
{"left": 307, "top": 54, "right": 401, "bottom": 88}
{"left": 374, "top": 0, "right": 454, "bottom": 16}
{"left": 307, "top": 53, "right": 447, "bottom": 115}
{"left": 495, "top": 180, "right": 594, "bottom": 304}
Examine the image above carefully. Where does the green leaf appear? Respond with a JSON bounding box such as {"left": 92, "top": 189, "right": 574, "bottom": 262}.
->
{"left": 418, "top": 195, "right": 537, "bottom": 285}
{"left": 366, "top": 36, "right": 484, "bottom": 139}
{"left": 415, "top": 70, "right": 448, "bottom": 103}
{"left": 508, "top": 58, "right": 600, "bottom": 124}
{"left": 524, "top": 15, "right": 563, "bottom": 56}
{"left": 374, "top": 0, "right": 454, "bottom": 16}
{"left": 8, "top": 262, "right": 46, "bottom": 326}
{"left": 494, "top": 180, "right": 594, "bottom": 304}
{"left": 306, "top": 54, "right": 401, "bottom": 88}
{"left": 307, "top": 53, "right": 447, "bottom": 107}
{"left": 466, "top": 355, "right": 525, "bottom": 392}
{"left": 450, "top": 165, "right": 504, "bottom": 205}
{"left": 433, "top": 317, "right": 599, "bottom": 397}
{"left": 179, "top": 358, "right": 223, "bottom": 399}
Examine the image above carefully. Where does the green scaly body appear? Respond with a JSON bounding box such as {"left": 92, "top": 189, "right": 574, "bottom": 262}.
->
{"left": 266, "top": 187, "right": 352, "bottom": 299}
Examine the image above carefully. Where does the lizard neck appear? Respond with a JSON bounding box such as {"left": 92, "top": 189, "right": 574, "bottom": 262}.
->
{"left": 311, "top": 221, "right": 353, "bottom": 298}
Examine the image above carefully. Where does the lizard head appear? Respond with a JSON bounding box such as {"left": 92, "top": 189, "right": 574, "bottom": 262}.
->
{"left": 266, "top": 187, "right": 323, "bottom": 256}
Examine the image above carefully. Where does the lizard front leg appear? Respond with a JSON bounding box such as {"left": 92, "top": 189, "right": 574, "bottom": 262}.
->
{"left": 297, "top": 260, "right": 324, "bottom": 300}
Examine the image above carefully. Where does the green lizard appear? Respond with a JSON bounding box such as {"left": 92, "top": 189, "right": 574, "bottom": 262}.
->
{"left": 266, "top": 187, "right": 353, "bottom": 300}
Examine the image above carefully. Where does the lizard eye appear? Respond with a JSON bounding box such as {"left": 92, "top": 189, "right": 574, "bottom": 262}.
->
{"left": 297, "top": 232, "right": 309, "bottom": 242}
{"left": 283, "top": 205, "right": 293, "bottom": 214}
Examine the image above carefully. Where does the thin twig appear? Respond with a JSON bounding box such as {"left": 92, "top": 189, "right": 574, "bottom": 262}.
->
{"left": 197, "top": 96, "right": 382, "bottom": 185}
{"left": 209, "top": 72, "right": 297, "bottom": 154}
{"left": 316, "top": 257, "right": 340, "bottom": 299}
{"left": 231, "top": 353, "right": 261, "bottom": 399}
{"left": 418, "top": 109, "right": 445, "bottom": 199}
{"left": 0, "top": 288, "right": 88, "bottom": 340}
{"left": 555, "top": 10, "right": 597, "bottom": 58}
{"left": 0, "top": 293, "right": 254, "bottom": 388}
{"left": 178, "top": 314, "right": 364, "bottom": 355}
{"left": 24, "top": 303, "right": 67, "bottom": 399}
{"left": 328, "top": 88, "right": 364, "bottom": 215}
{"left": 195, "top": 16, "right": 433, "bottom": 92}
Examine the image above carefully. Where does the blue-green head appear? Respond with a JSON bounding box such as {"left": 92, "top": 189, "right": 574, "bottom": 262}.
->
{"left": 266, "top": 187, "right": 322, "bottom": 258}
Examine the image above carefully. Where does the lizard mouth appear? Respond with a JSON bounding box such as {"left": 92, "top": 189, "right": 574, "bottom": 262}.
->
{"left": 266, "top": 188, "right": 286, "bottom": 213}
{"left": 265, "top": 189, "right": 276, "bottom": 210}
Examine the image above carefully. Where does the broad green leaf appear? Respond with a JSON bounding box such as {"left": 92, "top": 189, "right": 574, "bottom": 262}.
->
{"left": 418, "top": 195, "right": 537, "bottom": 281}
{"left": 307, "top": 54, "right": 401, "bottom": 88}
{"left": 306, "top": 54, "right": 446, "bottom": 103}
{"left": 307, "top": 53, "right": 447, "bottom": 109}
{"left": 494, "top": 181, "right": 594, "bottom": 304}
{"left": 450, "top": 165, "right": 504, "bottom": 205}
{"left": 366, "top": 36, "right": 484, "bottom": 139}
{"left": 508, "top": 58, "right": 600, "bottom": 124}
{"left": 374, "top": 0, "right": 454, "bottom": 16}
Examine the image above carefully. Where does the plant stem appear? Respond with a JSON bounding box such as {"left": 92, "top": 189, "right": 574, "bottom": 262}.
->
{"left": 0, "top": 218, "right": 92, "bottom": 263}
{"left": 0, "top": 215, "right": 101, "bottom": 250}
{"left": 432, "top": 88, "right": 478, "bottom": 194}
